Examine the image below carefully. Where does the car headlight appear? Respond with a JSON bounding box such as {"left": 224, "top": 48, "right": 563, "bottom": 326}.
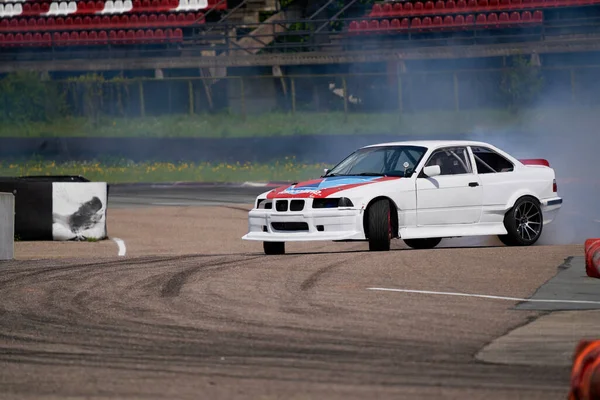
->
{"left": 312, "top": 197, "right": 354, "bottom": 208}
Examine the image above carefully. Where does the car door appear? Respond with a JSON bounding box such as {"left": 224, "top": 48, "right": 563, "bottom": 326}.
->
{"left": 469, "top": 145, "right": 518, "bottom": 213}
{"left": 416, "top": 146, "right": 483, "bottom": 226}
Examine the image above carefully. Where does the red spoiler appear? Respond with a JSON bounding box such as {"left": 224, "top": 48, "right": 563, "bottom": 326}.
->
{"left": 520, "top": 158, "right": 550, "bottom": 167}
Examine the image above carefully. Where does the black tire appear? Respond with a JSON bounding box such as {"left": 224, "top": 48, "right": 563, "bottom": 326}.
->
{"left": 263, "top": 241, "right": 285, "bottom": 255}
{"left": 367, "top": 199, "right": 392, "bottom": 251}
{"left": 403, "top": 237, "right": 442, "bottom": 250}
{"left": 499, "top": 196, "right": 543, "bottom": 246}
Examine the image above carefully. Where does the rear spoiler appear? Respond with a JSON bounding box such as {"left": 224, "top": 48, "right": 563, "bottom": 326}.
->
{"left": 519, "top": 159, "right": 550, "bottom": 167}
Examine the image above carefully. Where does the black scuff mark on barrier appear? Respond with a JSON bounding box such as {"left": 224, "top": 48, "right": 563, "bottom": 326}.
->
{"left": 52, "top": 196, "right": 104, "bottom": 241}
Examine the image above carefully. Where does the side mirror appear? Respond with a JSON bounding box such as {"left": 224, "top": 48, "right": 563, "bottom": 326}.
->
{"left": 323, "top": 168, "right": 329, "bottom": 177}
{"left": 422, "top": 165, "right": 441, "bottom": 178}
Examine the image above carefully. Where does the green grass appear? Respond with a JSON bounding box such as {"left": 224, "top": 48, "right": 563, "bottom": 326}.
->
{"left": 0, "top": 108, "right": 565, "bottom": 138}
{"left": 0, "top": 159, "right": 328, "bottom": 184}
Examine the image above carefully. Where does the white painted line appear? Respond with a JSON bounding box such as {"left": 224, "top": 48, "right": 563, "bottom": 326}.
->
{"left": 367, "top": 288, "right": 600, "bottom": 305}
{"left": 112, "top": 238, "right": 126, "bottom": 257}
{"left": 242, "top": 182, "right": 269, "bottom": 187}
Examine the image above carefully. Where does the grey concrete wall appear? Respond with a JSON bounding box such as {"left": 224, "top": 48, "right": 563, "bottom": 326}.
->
{"left": 0, "top": 192, "right": 15, "bottom": 261}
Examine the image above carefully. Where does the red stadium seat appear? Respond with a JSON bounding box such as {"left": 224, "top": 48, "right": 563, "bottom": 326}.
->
{"left": 80, "top": 30, "right": 89, "bottom": 44}
{"left": 467, "top": 0, "right": 477, "bottom": 8}
{"left": 476, "top": 13, "right": 487, "bottom": 24}
{"left": 140, "top": 14, "right": 148, "bottom": 24}
{"left": 404, "top": 2, "right": 413, "bottom": 11}
{"left": 154, "top": 28, "right": 164, "bottom": 42}
{"left": 133, "top": 0, "right": 141, "bottom": 8}
{"left": 130, "top": 14, "right": 139, "bottom": 25}
{"left": 380, "top": 19, "right": 390, "bottom": 30}
{"left": 169, "top": 0, "right": 178, "bottom": 7}
{"left": 158, "top": 14, "right": 167, "bottom": 24}
{"left": 97, "top": 30, "right": 107, "bottom": 44}
{"left": 368, "top": 19, "right": 379, "bottom": 32}
{"left": 510, "top": 11, "right": 520, "bottom": 21}
{"left": 56, "top": 17, "right": 65, "bottom": 27}
{"left": 478, "top": 0, "right": 489, "bottom": 7}
{"left": 88, "top": 30, "right": 97, "bottom": 45}
{"left": 435, "top": 0, "right": 445, "bottom": 9}
{"left": 433, "top": 15, "right": 442, "bottom": 27}
{"left": 383, "top": 3, "right": 392, "bottom": 15}
{"left": 533, "top": 10, "right": 542, "bottom": 21}
{"left": 125, "top": 29, "right": 135, "bottom": 44}
{"left": 160, "top": 0, "right": 169, "bottom": 9}
{"left": 425, "top": 1, "right": 434, "bottom": 10}
{"left": 348, "top": 20, "right": 359, "bottom": 32}
{"left": 393, "top": 3, "right": 403, "bottom": 15}
{"left": 61, "top": 32, "right": 69, "bottom": 43}
{"left": 9, "top": 19, "right": 17, "bottom": 29}
{"left": 391, "top": 18, "right": 401, "bottom": 29}
{"left": 24, "top": 32, "right": 32, "bottom": 46}
{"left": 111, "top": 15, "right": 119, "bottom": 26}
{"left": 446, "top": 0, "right": 456, "bottom": 8}
{"left": 173, "top": 28, "right": 182, "bottom": 39}
{"left": 149, "top": 14, "right": 158, "bottom": 24}
{"left": 70, "top": 31, "right": 79, "bottom": 44}
{"left": 401, "top": 17, "right": 409, "bottom": 28}
{"left": 145, "top": 29, "right": 154, "bottom": 42}
{"left": 66, "top": 17, "right": 73, "bottom": 27}
{"left": 33, "top": 32, "right": 42, "bottom": 45}
{"left": 499, "top": 11, "right": 509, "bottom": 22}
{"left": 411, "top": 17, "right": 422, "bottom": 29}
{"left": 371, "top": 4, "right": 382, "bottom": 16}
{"left": 422, "top": 16, "right": 432, "bottom": 27}
{"left": 151, "top": 0, "right": 160, "bottom": 9}
{"left": 23, "top": 3, "right": 31, "bottom": 13}
{"left": 455, "top": 14, "right": 465, "bottom": 25}
{"left": 0, "top": 20, "right": 8, "bottom": 29}
{"left": 443, "top": 15, "right": 454, "bottom": 26}
{"left": 490, "top": 0, "right": 500, "bottom": 6}
{"left": 15, "top": 33, "right": 24, "bottom": 46}
{"left": 135, "top": 29, "right": 144, "bottom": 42}
{"left": 522, "top": 10, "right": 532, "bottom": 21}
{"left": 359, "top": 20, "right": 368, "bottom": 31}
{"left": 414, "top": 2, "right": 424, "bottom": 11}
{"left": 511, "top": 0, "right": 522, "bottom": 6}
{"left": 488, "top": 12, "right": 499, "bottom": 26}
{"left": 466, "top": 14, "right": 475, "bottom": 23}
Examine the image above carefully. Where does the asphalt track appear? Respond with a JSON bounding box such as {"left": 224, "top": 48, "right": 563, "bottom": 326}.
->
{"left": 1, "top": 184, "right": 599, "bottom": 400}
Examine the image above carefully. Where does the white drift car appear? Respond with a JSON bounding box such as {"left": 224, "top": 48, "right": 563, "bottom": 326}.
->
{"left": 242, "top": 140, "right": 562, "bottom": 255}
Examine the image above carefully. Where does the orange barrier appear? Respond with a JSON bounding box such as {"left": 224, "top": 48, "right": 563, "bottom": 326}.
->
{"left": 585, "top": 239, "right": 600, "bottom": 279}
{"left": 569, "top": 340, "right": 600, "bottom": 400}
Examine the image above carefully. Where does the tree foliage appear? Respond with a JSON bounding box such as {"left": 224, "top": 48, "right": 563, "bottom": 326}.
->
{"left": 500, "top": 55, "right": 544, "bottom": 113}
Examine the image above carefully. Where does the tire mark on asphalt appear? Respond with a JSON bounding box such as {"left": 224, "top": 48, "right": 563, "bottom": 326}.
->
{"left": 161, "top": 256, "right": 262, "bottom": 298}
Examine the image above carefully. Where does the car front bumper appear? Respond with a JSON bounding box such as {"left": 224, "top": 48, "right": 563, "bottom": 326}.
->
{"left": 242, "top": 206, "right": 366, "bottom": 242}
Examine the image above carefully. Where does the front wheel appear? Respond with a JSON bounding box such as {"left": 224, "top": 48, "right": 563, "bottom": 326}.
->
{"left": 403, "top": 238, "right": 442, "bottom": 250}
{"left": 367, "top": 199, "right": 392, "bottom": 251}
{"left": 499, "top": 196, "right": 543, "bottom": 246}
{"left": 263, "top": 241, "right": 285, "bottom": 255}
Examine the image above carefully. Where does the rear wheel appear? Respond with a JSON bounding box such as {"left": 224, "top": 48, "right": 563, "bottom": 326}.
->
{"left": 403, "top": 238, "right": 442, "bottom": 250}
{"left": 498, "top": 196, "right": 543, "bottom": 246}
{"left": 263, "top": 241, "right": 285, "bottom": 255}
{"left": 367, "top": 199, "right": 392, "bottom": 251}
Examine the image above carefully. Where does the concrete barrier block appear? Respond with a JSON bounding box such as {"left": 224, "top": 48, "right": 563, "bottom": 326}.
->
{"left": 0, "top": 192, "right": 14, "bottom": 260}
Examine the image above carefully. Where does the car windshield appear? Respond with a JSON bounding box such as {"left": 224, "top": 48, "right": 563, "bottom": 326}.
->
{"left": 324, "top": 145, "right": 428, "bottom": 178}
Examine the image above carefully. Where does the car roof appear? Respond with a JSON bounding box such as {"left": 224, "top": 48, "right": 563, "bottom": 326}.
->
{"left": 361, "top": 140, "right": 494, "bottom": 149}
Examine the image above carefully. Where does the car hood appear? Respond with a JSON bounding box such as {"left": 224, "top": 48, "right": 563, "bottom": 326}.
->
{"left": 266, "top": 176, "right": 401, "bottom": 199}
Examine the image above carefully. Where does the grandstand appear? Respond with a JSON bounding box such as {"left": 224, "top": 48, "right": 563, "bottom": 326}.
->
{"left": 1, "top": 0, "right": 600, "bottom": 116}
{"left": 0, "top": 0, "right": 598, "bottom": 59}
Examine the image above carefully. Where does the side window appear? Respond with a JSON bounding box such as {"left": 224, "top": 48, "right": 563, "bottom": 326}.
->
{"left": 425, "top": 147, "right": 472, "bottom": 175}
{"left": 471, "top": 146, "right": 514, "bottom": 174}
